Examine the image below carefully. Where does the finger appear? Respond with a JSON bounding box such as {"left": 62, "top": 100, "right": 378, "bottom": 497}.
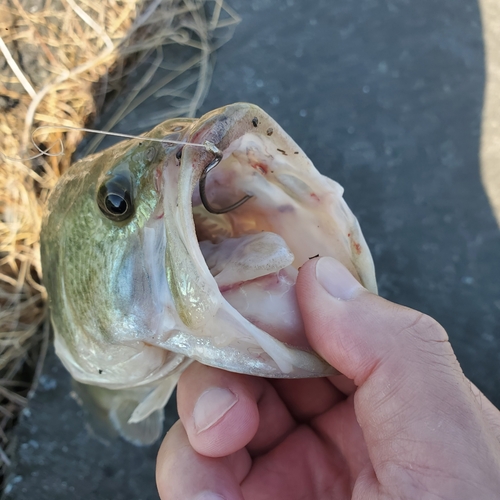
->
{"left": 311, "top": 394, "right": 371, "bottom": 480}
{"left": 269, "top": 377, "right": 345, "bottom": 421}
{"left": 177, "top": 363, "right": 296, "bottom": 457}
{"left": 327, "top": 373, "right": 357, "bottom": 395}
{"left": 156, "top": 420, "right": 250, "bottom": 500}
{"left": 296, "top": 257, "right": 500, "bottom": 489}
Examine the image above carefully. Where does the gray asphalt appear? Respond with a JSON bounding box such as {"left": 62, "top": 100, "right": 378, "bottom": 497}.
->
{"left": 4, "top": 0, "right": 499, "bottom": 498}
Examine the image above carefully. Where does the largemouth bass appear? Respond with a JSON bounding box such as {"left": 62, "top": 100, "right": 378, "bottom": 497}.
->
{"left": 41, "top": 103, "right": 377, "bottom": 444}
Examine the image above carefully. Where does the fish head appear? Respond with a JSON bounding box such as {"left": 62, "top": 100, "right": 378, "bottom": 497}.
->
{"left": 41, "top": 103, "right": 377, "bottom": 395}
{"left": 41, "top": 118, "right": 195, "bottom": 388}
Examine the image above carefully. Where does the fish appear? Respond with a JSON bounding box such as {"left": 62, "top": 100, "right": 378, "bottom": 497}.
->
{"left": 40, "top": 103, "right": 377, "bottom": 444}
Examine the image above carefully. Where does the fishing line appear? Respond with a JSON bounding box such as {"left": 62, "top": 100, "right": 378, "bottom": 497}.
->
{"left": 0, "top": 140, "right": 64, "bottom": 163}
{"left": 0, "top": 124, "right": 220, "bottom": 163}
{"left": 1, "top": 124, "right": 250, "bottom": 214}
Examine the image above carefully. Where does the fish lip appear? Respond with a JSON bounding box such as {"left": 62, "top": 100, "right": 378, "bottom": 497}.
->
{"left": 184, "top": 103, "right": 272, "bottom": 170}
{"left": 190, "top": 113, "right": 230, "bottom": 147}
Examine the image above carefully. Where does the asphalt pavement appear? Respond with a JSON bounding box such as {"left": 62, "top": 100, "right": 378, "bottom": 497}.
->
{"left": 4, "top": 0, "right": 499, "bottom": 498}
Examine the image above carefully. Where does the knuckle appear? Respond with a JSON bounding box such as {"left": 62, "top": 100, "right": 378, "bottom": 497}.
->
{"left": 403, "top": 310, "right": 448, "bottom": 344}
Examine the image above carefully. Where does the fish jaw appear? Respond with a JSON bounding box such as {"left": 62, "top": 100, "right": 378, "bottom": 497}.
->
{"left": 147, "top": 103, "right": 376, "bottom": 377}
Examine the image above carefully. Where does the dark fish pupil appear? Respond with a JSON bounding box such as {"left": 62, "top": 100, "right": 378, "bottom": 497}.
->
{"left": 97, "top": 174, "right": 134, "bottom": 222}
{"left": 105, "top": 194, "right": 127, "bottom": 214}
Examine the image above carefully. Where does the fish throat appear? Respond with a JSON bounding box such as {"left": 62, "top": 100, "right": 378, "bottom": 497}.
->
{"left": 163, "top": 131, "right": 343, "bottom": 355}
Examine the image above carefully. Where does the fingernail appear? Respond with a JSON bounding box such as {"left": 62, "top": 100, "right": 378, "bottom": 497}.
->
{"left": 193, "top": 492, "right": 226, "bottom": 500}
{"left": 193, "top": 387, "right": 238, "bottom": 433}
{"left": 315, "top": 257, "right": 363, "bottom": 300}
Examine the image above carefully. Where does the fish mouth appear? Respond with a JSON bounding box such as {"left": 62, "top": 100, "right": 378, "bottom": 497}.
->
{"left": 157, "top": 103, "right": 374, "bottom": 377}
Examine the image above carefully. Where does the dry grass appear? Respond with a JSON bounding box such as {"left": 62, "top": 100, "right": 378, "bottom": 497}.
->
{"left": 0, "top": 0, "right": 238, "bottom": 477}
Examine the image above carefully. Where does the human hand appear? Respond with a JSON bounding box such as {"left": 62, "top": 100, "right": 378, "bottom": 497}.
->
{"left": 156, "top": 257, "right": 500, "bottom": 499}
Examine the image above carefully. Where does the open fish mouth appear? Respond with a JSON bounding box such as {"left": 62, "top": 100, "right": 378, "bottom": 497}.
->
{"left": 152, "top": 103, "right": 377, "bottom": 378}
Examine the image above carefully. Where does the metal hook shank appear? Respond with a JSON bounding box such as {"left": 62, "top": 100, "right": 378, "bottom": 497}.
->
{"left": 199, "top": 153, "right": 253, "bottom": 214}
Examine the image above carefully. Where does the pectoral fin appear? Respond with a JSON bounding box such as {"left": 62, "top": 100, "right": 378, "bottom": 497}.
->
{"left": 72, "top": 371, "right": 185, "bottom": 446}
{"left": 128, "top": 371, "right": 181, "bottom": 424}
{"left": 109, "top": 398, "right": 164, "bottom": 446}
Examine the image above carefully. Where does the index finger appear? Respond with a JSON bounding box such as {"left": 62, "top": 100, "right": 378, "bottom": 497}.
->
{"left": 157, "top": 420, "right": 249, "bottom": 500}
{"left": 177, "top": 362, "right": 294, "bottom": 458}
{"left": 176, "top": 362, "right": 345, "bottom": 458}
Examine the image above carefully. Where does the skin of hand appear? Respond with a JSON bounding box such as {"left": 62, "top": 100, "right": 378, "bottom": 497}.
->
{"left": 156, "top": 257, "right": 500, "bottom": 500}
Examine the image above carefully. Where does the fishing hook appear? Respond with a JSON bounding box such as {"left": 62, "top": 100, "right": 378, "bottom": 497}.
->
{"left": 199, "top": 152, "right": 253, "bottom": 214}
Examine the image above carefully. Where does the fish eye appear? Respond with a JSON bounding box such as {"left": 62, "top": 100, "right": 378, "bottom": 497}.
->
{"left": 97, "top": 175, "right": 134, "bottom": 222}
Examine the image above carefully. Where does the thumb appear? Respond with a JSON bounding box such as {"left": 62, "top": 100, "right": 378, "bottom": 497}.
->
{"left": 296, "top": 257, "right": 500, "bottom": 494}
{"left": 296, "top": 256, "right": 454, "bottom": 386}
